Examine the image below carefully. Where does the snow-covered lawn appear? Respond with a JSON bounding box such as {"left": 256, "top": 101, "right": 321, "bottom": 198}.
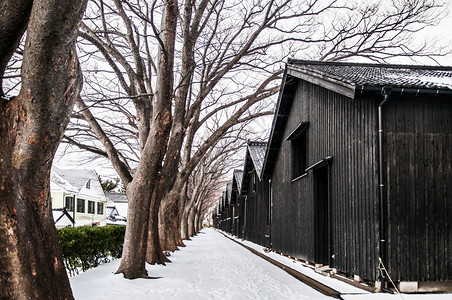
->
{"left": 70, "top": 228, "right": 450, "bottom": 300}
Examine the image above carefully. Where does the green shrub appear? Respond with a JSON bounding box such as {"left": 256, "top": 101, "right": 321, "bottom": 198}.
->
{"left": 57, "top": 225, "right": 126, "bottom": 276}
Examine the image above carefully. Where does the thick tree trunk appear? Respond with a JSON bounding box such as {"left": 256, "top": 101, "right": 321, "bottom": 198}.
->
{"left": 159, "top": 183, "right": 186, "bottom": 250}
{"left": 146, "top": 187, "right": 170, "bottom": 265}
{"left": 116, "top": 107, "right": 173, "bottom": 275}
{"left": 0, "top": 0, "right": 86, "bottom": 298}
{"left": 159, "top": 192, "right": 181, "bottom": 251}
{"left": 115, "top": 177, "right": 152, "bottom": 278}
{"left": 116, "top": 0, "right": 177, "bottom": 277}
{"left": 180, "top": 208, "right": 190, "bottom": 240}
{"left": 194, "top": 211, "right": 200, "bottom": 234}
{"left": 188, "top": 208, "right": 196, "bottom": 237}
{"left": 197, "top": 213, "right": 203, "bottom": 233}
{"left": 195, "top": 200, "right": 204, "bottom": 234}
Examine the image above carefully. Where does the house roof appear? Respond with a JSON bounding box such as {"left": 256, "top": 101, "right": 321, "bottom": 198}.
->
{"left": 248, "top": 142, "right": 267, "bottom": 179}
{"left": 229, "top": 170, "right": 244, "bottom": 206}
{"left": 287, "top": 59, "right": 452, "bottom": 98}
{"left": 105, "top": 192, "right": 128, "bottom": 203}
{"left": 262, "top": 59, "right": 452, "bottom": 178}
{"left": 233, "top": 170, "right": 243, "bottom": 193}
{"left": 240, "top": 141, "right": 267, "bottom": 194}
{"left": 52, "top": 166, "right": 96, "bottom": 192}
{"left": 226, "top": 183, "right": 232, "bottom": 205}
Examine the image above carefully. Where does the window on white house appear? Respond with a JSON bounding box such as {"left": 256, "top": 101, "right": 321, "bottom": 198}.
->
{"left": 77, "top": 199, "right": 85, "bottom": 213}
{"left": 97, "top": 202, "right": 104, "bottom": 215}
{"left": 86, "top": 180, "right": 90, "bottom": 189}
{"left": 65, "top": 196, "right": 74, "bottom": 212}
{"left": 88, "top": 201, "right": 95, "bottom": 214}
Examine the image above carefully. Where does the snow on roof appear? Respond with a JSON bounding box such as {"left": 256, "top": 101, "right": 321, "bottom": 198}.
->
{"left": 226, "top": 183, "right": 233, "bottom": 204}
{"left": 51, "top": 167, "right": 79, "bottom": 193}
{"left": 52, "top": 166, "right": 96, "bottom": 192}
{"left": 288, "top": 59, "right": 452, "bottom": 90}
{"left": 105, "top": 192, "right": 128, "bottom": 203}
{"left": 106, "top": 220, "right": 127, "bottom": 226}
{"left": 248, "top": 142, "right": 267, "bottom": 179}
{"left": 233, "top": 170, "right": 244, "bottom": 192}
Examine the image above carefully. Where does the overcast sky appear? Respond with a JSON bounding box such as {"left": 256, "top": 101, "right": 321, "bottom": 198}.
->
{"left": 423, "top": 0, "right": 452, "bottom": 65}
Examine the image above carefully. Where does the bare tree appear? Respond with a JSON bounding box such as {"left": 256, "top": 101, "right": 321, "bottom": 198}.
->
{"left": 62, "top": 0, "right": 446, "bottom": 279}
{"left": 318, "top": 0, "right": 448, "bottom": 62}
{"left": 0, "top": 0, "right": 87, "bottom": 298}
{"left": 182, "top": 137, "right": 245, "bottom": 239}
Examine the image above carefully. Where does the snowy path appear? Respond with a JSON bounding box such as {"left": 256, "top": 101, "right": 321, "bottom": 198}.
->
{"left": 70, "top": 228, "right": 333, "bottom": 299}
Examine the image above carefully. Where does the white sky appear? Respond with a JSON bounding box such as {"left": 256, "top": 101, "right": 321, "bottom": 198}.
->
{"left": 419, "top": 0, "right": 452, "bottom": 65}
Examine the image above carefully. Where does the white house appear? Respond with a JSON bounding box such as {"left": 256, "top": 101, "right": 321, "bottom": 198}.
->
{"left": 51, "top": 166, "right": 107, "bottom": 227}
{"left": 105, "top": 192, "right": 128, "bottom": 225}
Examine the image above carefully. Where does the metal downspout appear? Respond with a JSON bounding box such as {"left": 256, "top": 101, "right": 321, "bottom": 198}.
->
{"left": 378, "top": 87, "right": 391, "bottom": 290}
{"left": 243, "top": 196, "right": 247, "bottom": 236}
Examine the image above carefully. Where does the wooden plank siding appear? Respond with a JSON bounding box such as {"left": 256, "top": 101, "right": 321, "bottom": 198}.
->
{"left": 239, "top": 142, "right": 271, "bottom": 247}
{"left": 383, "top": 96, "right": 452, "bottom": 282}
{"left": 243, "top": 173, "right": 271, "bottom": 247}
{"left": 217, "top": 61, "right": 452, "bottom": 285}
{"left": 270, "top": 79, "right": 380, "bottom": 281}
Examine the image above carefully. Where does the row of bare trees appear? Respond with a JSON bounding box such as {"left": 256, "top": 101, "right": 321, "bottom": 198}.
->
{"left": 1, "top": 0, "right": 449, "bottom": 298}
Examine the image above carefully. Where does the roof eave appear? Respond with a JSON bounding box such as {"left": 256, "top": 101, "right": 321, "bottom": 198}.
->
{"left": 287, "top": 66, "right": 356, "bottom": 99}
{"left": 355, "top": 84, "right": 452, "bottom": 96}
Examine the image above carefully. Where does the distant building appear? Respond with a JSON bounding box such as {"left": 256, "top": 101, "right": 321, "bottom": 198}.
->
{"left": 239, "top": 141, "right": 270, "bottom": 247}
{"left": 105, "top": 192, "right": 128, "bottom": 225}
{"left": 51, "top": 167, "right": 107, "bottom": 227}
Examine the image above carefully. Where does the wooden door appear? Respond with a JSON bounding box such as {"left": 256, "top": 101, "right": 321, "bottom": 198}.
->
{"left": 314, "top": 165, "right": 331, "bottom": 266}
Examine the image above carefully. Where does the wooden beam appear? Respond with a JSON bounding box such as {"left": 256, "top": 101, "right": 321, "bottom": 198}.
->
{"left": 288, "top": 68, "right": 355, "bottom": 99}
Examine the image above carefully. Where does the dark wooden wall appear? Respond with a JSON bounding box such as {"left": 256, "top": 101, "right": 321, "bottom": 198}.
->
{"left": 383, "top": 96, "right": 452, "bottom": 282}
{"left": 236, "top": 196, "right": 245, "bottom": 238}
{"left": 243, "top": 172, "right": 270, "bottom": 247}
{"left": 217, "top": 77, "right": 451, "bottom": 283}
{"left": 270, "top": 79, "right": 380, "bottom": 281}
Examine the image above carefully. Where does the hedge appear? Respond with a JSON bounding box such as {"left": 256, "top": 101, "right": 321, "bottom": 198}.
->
{"left": 57, "top": 225, "right": 126, "bottom": 276}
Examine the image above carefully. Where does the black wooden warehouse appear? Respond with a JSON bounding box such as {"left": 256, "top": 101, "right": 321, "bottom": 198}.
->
{"left": 215, "top": 60, "right": 451, "bottom": 292}
{"left": 239, "top": 141, "right": 271, "bottom": 248}
{"left": 231, "top": 169, "right": 243, "bottom": 237}
{"left": 262, "top": 60, "right": 452, "bottom": 292}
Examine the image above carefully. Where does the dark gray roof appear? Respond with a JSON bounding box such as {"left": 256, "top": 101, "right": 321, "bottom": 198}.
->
{"left": 248, "top": 142, "right": 267, "bottom": 179}
{"left": 288, "top": 59, "right": 452, "bottom": 98}
{"left": 262, "top": 60, "right": 452, "bottom": 178}
{"left": 226, "top": 183, "right": 232, "bottom": 204}
{"left": 105, "top": 192, "right": 128, "bottom": 203}
{"left": 233, "top": 170, "right": 243, "bottom": 193}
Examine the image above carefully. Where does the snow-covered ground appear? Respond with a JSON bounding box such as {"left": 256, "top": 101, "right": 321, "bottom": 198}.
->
{"left": 70, "top": 229, "right": 450, "bottom": 300}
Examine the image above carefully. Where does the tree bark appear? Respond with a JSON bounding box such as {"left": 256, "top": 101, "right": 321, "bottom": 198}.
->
{"left": 0, "top": 0, "right": 86, "bottom": 298}
{"left": 146, "top": 185, "right": 171, "bottom": 265}
{"left": 159, "top": 177, "right": 187, "bottom": 251}
{"left": 0, "top": 0, "right": 32, "bottom": 95}
{"left": 195, "top": 199, "right": 204, "bottom": 234}
{"left": 181, "top": 208, "right": 190, "bottom": 240}
{"left": 159, "top": 191, "right": 182, "bottom": 251}
{"left": 188, "top": 207, "right": 196, "bottom": 237}
{"left": 116, "top": 0, "right": 177, "bottom": 277}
